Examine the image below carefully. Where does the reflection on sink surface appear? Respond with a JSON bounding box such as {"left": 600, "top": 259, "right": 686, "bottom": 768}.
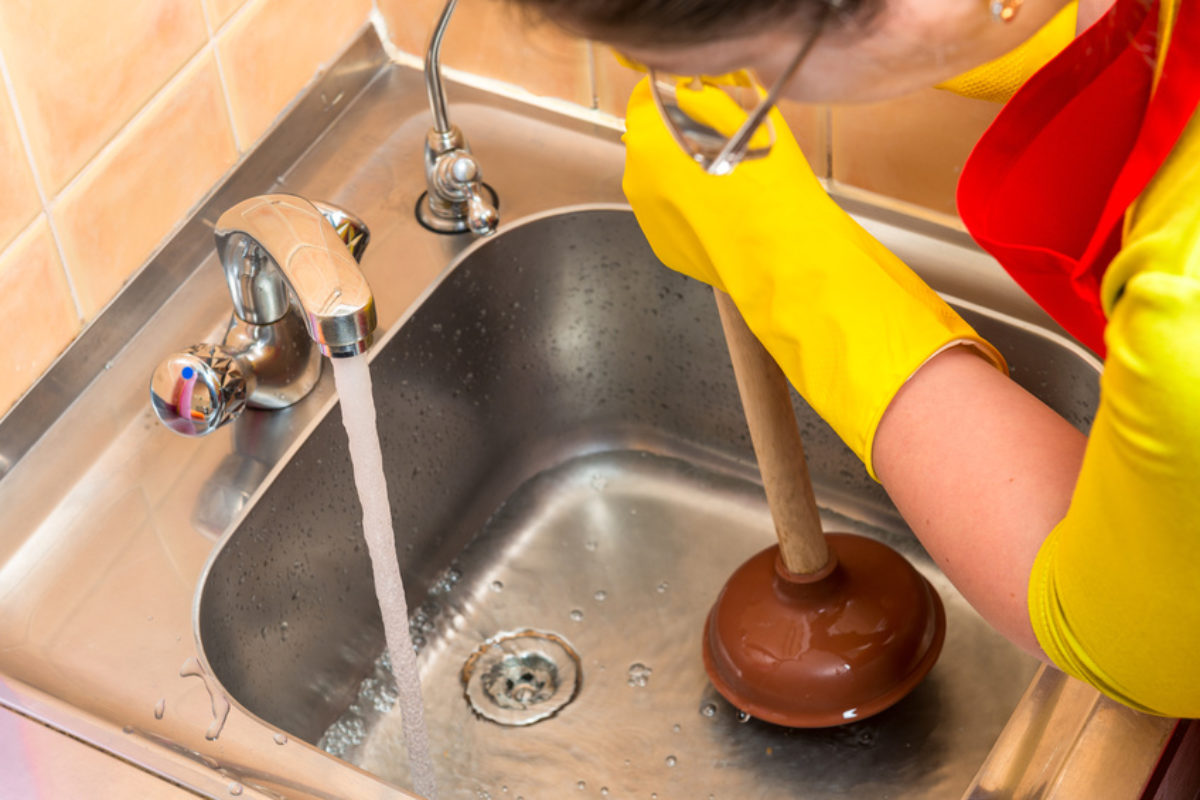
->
{"left": 196, "top": 207, "right": 1100, "bottom": 798}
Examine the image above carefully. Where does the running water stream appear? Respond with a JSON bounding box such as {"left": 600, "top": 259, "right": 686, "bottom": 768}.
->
{"left": 331, "top": 355, "right": 438, "bottom": 799}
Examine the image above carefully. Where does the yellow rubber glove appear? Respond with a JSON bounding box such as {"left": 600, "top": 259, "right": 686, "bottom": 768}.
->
{"left": 622, "top": 78, "right": 1007, "bottom": 478}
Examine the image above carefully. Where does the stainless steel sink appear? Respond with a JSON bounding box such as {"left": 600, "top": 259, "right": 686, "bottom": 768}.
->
{"left": 196, "top": 207, "right": 1103, "bottom": 799}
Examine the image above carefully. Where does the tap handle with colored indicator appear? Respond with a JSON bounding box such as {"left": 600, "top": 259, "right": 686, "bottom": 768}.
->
{"left": 150, "top": 344, "right": 255, "bottom": 436}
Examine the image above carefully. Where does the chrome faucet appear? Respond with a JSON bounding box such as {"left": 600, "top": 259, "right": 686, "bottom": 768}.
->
{"left": 149, "top": 194, "right": 376, "bottom": 436}
{"left": 417, "top": 0, "right": 500, "bottom": 235}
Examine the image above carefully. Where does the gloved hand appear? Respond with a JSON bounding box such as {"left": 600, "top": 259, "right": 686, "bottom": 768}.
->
{"left": 622, "top": 77, "right": 1006, "bottom": 478}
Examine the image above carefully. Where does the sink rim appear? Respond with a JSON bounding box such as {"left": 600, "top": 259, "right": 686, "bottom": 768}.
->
{"left": 190, "top": 198, "right": 1102, "bottom": 692}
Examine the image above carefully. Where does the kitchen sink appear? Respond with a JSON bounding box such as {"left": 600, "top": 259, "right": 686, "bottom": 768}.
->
{"left": 196, "top": 207, "right": 1103, "bottom": 799}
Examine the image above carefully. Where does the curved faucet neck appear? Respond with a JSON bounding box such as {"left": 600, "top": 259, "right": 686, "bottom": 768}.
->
{"left": 214, "top": 194, "right": 376, "bottom": 357}
{"left": 425, "top": 0, "right": 457, "bottom": 135}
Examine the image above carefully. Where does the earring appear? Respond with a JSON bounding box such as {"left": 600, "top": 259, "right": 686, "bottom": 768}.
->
{"left": 990, "top": 0, "right": 1023, "bottom": 22}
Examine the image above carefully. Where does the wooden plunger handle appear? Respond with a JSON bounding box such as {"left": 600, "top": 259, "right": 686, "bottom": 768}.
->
{"left": 714, "top": 289, "right": 831, "bottom": 576}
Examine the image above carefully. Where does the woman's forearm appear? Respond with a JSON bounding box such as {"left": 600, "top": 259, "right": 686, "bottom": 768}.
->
{"left": 871, "top": 346, "right": 1087, "bottom": 659}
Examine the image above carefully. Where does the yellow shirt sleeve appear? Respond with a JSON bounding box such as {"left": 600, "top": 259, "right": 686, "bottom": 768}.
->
{"left": 937, "top": 2, "right": 1077, "bottom": 102}
{"left": 1028, "top": 103, "right": 1200, "bottom": 718}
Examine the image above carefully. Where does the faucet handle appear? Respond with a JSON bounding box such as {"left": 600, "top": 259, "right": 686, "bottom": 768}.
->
{"left": 419, "top": 132, "right": 499, "bottom": 235}
{"left": 150, "top": 345, "right": 255, "bottom": 436}
{"left": 441, "top": 154, "right": 499, "bottom": 235}
{"left": 460, "top": 182, "right": 500, "bottom": 237}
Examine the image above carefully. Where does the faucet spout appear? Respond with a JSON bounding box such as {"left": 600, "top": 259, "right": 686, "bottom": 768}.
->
{"left": 214, "top": 194, "right": 377, "bottom": 357}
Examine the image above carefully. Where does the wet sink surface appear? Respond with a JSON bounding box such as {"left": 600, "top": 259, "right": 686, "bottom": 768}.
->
{"left": 196, "top": 207, "right": 1099, "bottom": 798}
{"left": 320, "top": 450, "right": 1028, "bottom": 799}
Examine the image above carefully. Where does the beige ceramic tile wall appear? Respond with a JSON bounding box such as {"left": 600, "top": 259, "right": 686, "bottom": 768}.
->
{"left": 0, "top": 0, "right": 373, "bottom": 417}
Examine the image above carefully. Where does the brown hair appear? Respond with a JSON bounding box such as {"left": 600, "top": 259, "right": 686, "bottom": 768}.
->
{"left": 505, "top": 0, "right": 879, "bottom": 47}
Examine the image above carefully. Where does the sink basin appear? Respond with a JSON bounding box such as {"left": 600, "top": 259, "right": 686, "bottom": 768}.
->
{"left": 196, "top": 206, "right": 1101, "bottom": 799}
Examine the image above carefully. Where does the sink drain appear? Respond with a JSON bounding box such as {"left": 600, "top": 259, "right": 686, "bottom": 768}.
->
{"left": 462, "top": 630, "right": 581, "bottom": 726}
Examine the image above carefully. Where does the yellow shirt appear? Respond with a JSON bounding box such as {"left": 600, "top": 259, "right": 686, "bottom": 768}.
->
{"left": 947, "top": 0, "right": 1200, "bottom": 717}
{"left": 1030, "top": 95, "right": 1200, "bottom": 718}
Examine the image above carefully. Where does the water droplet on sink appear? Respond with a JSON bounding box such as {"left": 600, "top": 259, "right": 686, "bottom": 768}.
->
{"left": 584, "top": 540, "right": 598, "bottom": 552}
{"left": 273, "top": 733, "right": 288, "bottom": 745}
{"left": 228, "top": 782, "right": 243, "bottom": 796}
{"left": 665, "top": 755, "right": 677, "bottom": 767}
{"left": 569, "top": 609, "right": 584, "bottom": 622}
{"left": 153, "top": 698, "right": 165, "bottom": 720}
{"left": 490, "top": 580, "right": 504, "bottom": 592}
{"left": 180, "top": 657, "right": 231, "bottom": 741}
{"left": 736, "top": 710, "right": 752, "bottom": 724}
{"left": 672, "top": 723, "right": 681, "bottom": 733}
{"left": 701, "top": 703, "right": 717, "bottom": 718}
{"left": 627, "top": 663, "right": 652, "bottom": 688}
{"left": 576, "top": 780, "right": 586, "bottom": 790}
{"left": 593, "top": 589, "right": 607, "bottom": 602}
{"left": 656, "top": 581, "right": 669, "bottom": 593}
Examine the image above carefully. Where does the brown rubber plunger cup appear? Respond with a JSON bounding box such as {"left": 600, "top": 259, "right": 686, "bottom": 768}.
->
{"left": 705, "top": 290, "right": 946, "bottom": 727}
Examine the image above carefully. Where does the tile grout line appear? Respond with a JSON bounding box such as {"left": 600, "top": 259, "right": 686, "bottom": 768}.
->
{"left": 208, "top": 0, "right": 259, "bottom": 40}
{"left": 5, "top": 23, "right": 232, "bottom": 320}
{"left": 50, "top": 41, "right": 222, "bottom": 217}
{"left": 202, "top": 0, "right": 267, "bottom": 154}
{"left": 0, "top": 44, "right": 84, "bottom": 322}
{"left": 201, "top": 5, "right": 243, "bottom": 154}
{"left": 198, "top": 0, "right": 214, "bottom": 37}
{"left": 585, "top": 41, "right": 600, "bottom": 111}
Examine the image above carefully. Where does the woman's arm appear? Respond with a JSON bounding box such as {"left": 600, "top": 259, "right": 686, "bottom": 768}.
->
{"left": 872, "top": 346, "right": 1086, "bottom": 659}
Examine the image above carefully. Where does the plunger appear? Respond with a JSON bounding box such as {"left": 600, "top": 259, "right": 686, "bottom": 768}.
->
{"left": 704, "top": 289, "right": 946, "bottom": 727}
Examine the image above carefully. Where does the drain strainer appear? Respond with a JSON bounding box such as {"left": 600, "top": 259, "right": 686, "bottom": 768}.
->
{"left": 462, "top": 630, "right": 581, "bottom": 726}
